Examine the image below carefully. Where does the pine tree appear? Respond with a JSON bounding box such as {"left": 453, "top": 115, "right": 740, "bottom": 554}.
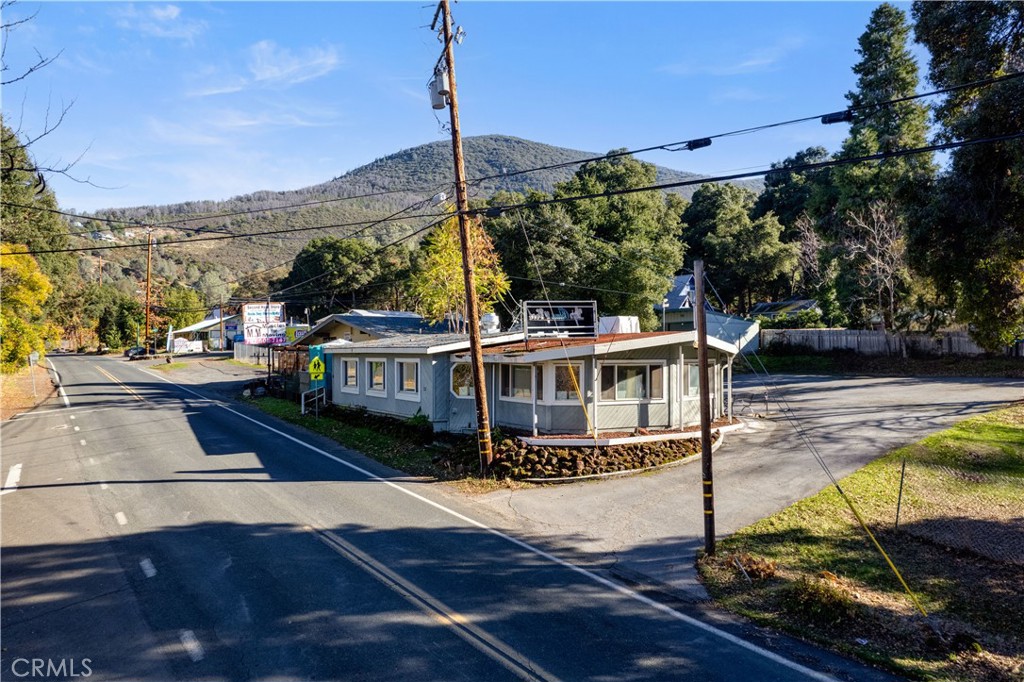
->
{"left": 911, "top": 2, "right": 1024, "bottom": 350}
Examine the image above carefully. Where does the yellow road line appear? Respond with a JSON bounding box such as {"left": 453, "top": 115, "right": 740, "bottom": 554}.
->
{"left": 94, "top": 365, "right": 146, "bottom": 402}
{"left": 309, "top": 526, "right": 561, "bottom": 682}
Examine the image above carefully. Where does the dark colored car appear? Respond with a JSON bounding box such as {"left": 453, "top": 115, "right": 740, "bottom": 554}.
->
{"left": 125, "top": 346, "right": 147, "bottom": 360}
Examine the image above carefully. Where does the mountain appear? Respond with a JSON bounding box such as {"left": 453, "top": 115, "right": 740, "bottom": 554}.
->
{"left": 80, "top": 135, "right": 762, "bottom": 290}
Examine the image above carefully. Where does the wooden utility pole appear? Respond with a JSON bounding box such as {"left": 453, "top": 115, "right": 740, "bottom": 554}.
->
{"left": 219, "top": 297, "right": 225, "bottom": 352}
{"left": 695, "top": 260, "right": 716, "bottom": 556}
{"left": 144, "top": 232, "right": 153, "bottom": 350}
{"left": 436, "top": 0, "right": 493, "bottom": 473}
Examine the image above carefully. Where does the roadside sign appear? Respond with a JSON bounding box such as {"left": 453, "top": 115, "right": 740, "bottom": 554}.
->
{"left": 308, "top": 356, "right": 325, "bottom": 381}
{"left": 29, "top": 351, "right": 40, "bottom": 365}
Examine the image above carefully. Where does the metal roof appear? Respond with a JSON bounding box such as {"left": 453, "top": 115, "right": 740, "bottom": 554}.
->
{"left": 661, "top": 275, "right": 715, "bottom": 312}
{"left": 170, "top": 315, "right": 240, "bottom": 335}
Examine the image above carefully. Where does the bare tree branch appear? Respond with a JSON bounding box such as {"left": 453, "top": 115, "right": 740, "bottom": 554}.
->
{"left": 842, "top": 201, "right": 910, "bottom": 331}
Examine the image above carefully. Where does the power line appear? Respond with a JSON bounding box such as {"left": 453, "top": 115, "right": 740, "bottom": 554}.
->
{"left": 145, "top": 183, "right": 454, "bottom": 227}
{"left": 465, "top": 71, "right": 1024, "bottom": 188}
{"left": 474, "top": 131, "right": 1024, "bottom": 218}
{"left": 3, "top": 206, "right": 450, "bottom": 256}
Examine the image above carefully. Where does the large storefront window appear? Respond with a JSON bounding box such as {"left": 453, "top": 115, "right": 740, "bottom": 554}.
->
{"left": 500, "top": 364, "right": 540, "bottom": 400}
{"left": 600, "top": 364, "right": 664, "bottom": 401}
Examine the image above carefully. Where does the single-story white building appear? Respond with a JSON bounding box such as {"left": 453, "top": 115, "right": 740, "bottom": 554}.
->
{"left": 323, "top": 329, "right": 737, "bottom": 436}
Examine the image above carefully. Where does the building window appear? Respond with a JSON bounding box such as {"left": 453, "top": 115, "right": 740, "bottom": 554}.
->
{"left": 553, "top": 364, "right": 582, "bottom": 401}
{"left": 600, "top": 363, "right": 664, "bottom": 401}
{"left": 500, "top": 364, "right": 539, "bottom": 400}
{"left": 451, "top": 363, "right": 474, "bottom": 398}
{"left": 686, "top": 364, "right": 700, "bottom": 397}
{"left": 342, "top": 359, "right": 358, "bottom": 390}
{"left": 368, "top": 359, "right": 386, "bottom": 393}
{"left": 398, "top": 360, "right": 418, "bottom": 398}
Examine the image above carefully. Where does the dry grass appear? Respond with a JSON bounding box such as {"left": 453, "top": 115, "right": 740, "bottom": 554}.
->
{"left": 699, "top": 402, "right": 1024, "bottom": 681}
{"left": 0, "top": 364, "right": 56, "bottom": 420}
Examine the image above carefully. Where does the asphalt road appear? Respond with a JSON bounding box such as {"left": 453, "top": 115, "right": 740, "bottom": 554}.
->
{"left": 466, "top": 372, "right": 1024, "bottom": 600}
{"left": 0, "top": 356, "right": 896, "bottom": 681}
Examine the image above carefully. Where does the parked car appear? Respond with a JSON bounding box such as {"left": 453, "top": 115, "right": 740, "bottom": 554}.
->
{"left": 125, "top": 346, "right": 147, "bottom": 360}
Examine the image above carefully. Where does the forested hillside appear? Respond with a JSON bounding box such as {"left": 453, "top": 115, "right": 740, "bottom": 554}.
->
{"left": 74, "top": 135, "right": 756, "bottom": 292}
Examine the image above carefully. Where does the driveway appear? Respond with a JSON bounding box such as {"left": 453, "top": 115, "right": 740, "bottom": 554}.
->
{"left": 460, "top": 373, "right": 1024, "bottom": 600}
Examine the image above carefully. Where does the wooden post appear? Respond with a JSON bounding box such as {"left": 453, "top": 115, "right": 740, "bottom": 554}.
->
{"left": 144, "top": 233, "right": 153, "bottom": 350}
{"left": 438, "top": 0, "right": 493, "bottom": 474}
{"left": 695, "top": 260, "right": 715, "bottom": 556}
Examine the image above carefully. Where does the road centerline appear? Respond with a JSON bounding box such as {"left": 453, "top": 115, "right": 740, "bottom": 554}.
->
{"left": 141, "top": 368, "right": 838, "bottom": 681}
{"left": 312, "top": 526, "right": 560, "bottom": 682}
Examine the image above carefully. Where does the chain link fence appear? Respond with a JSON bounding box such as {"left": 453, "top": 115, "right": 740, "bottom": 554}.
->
{"left": 893, "top": 460, "right": 1024, "bottom": 566}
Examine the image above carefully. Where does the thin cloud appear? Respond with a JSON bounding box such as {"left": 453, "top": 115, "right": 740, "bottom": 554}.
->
{"left": 207, "top": 108, "right": 334, "bottom": 131}
{"left": 188, "top": 40, "right": 342, "bottom": 97}
{"left": 147, "top": 118, "right": 227, "bottom": 147}
{"left": 709, "top": 87, "right": 772, "bottom": 104}
{"left": 112, "top": 4, "right": 206, "bottom": 42}
{"left": 247, "top": 40, "right": 341, "bottom": 86}
{"left": 662, "top": 36, "right": 806, "bottom": 77}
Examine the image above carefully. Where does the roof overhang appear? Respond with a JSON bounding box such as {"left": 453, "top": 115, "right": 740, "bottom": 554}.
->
{"left": 469, "top": 331, "right": 738, "bottom": 364}
{"left": 323, "top": 332, "right": 522, "bottom": 356}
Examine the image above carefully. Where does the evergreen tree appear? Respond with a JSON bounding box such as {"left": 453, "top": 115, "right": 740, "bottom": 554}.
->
{"left": 912, "top": 2, "right": 1024, "bottom": 350}
{"left": 682, "top": 183, "right": 798, "bottom": 313}
{"left": 833, "top": 3, "right": 934, "bottom": 218}
{"left": 556, "top": 154, "right": 686, "bottom": 330}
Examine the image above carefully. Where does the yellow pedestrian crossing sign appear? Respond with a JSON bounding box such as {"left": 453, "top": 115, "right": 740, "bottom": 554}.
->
{"left": 308, "top": 356, "right": 325, "bottom": 381}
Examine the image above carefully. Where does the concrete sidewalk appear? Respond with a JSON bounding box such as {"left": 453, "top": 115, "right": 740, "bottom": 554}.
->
{"left": 460, "top": 374, "right": 1024, "bottom": 601}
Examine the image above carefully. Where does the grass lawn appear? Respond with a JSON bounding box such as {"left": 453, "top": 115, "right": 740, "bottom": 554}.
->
{"left": 248, "top": 397, "right": 523, "bottom": 493}
{"left": 699, "top": 402, "right": 1024, "bottom": 681}
{"left": 149, "top": 362, "right": 189, "bottom": 371}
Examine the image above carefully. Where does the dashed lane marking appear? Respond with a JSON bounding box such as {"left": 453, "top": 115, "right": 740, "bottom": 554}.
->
{"left": 1, "top": 463, "right": 23, "bottom": 495}
{"left": 140, "top": 558, "right": 157, "bottom": 578}
{"left": 143, "top": 369, "right": 838, "bottom": 682}
{"left": 178, "top": 630, "right": 204, "bottom": 662}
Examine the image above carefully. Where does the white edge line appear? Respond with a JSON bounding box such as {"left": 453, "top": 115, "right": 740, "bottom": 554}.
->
{"left": 141, "top": 368, "right": 836, "bottom": 682}
{"left": 1, "top": 463, "right": 23, "bottom": 494}
{"left": 46, "top": 359, "right": 71, "bottom": 408}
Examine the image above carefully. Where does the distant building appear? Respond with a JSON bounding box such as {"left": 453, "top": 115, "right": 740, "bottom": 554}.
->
{"left": 749, "top": 298, "right": 820, "bottom": 320}
{"left": 293, "top": 309, "right": 449, "bottom": 347}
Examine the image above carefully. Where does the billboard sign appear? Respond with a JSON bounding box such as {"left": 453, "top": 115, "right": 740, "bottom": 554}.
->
{"left": 523, "top": 300, "right": 598, "bottom": 339}
{"left": 242, "top": 302, "right": 287, "bottom": 345}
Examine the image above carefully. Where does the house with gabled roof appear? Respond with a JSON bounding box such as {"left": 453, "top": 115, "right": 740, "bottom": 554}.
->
{"left": 292, "top": 309, "right": 449, "bottom": 347}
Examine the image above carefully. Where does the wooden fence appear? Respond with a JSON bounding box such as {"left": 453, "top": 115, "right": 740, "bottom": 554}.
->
{"left": 760, "top": 329, "right": 1024, "bottom": 357}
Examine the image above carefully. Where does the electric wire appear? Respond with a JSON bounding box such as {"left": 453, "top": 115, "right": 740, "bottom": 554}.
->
{"left": 473, "top": 130, "right": 1024, "bottom": 218}
{"left": 699, "top": 274, "right": 929, "bottom": 617}
{"left": 465, "top": 71, "right": 1024, "bottom": 188}
{"left": 513, "top": 208, "right": 598, "bottom": 441}
{"left": 10, "top": 70, "right": 1019, "bottom": 238}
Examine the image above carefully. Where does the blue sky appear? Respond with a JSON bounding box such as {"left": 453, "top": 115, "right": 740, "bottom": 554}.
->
{"left": 1, "top": 2, "right": 919, "bottom": 213}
